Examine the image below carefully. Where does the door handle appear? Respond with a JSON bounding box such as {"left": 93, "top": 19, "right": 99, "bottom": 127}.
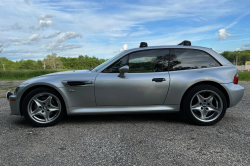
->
{"left": 152, "top": 78, "right": 166, "bottom": 82}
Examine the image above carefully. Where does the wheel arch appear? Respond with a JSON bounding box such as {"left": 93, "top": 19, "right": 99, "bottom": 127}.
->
{"left": 180, "top": 81, "right": 230, "bottom": 108}
{"left": 19, "top": 85, "right": 67, "bottom": 115}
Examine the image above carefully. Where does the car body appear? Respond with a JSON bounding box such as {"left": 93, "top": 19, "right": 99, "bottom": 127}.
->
{"left": 7, "top": 41, "right": 244, "bottom": 126}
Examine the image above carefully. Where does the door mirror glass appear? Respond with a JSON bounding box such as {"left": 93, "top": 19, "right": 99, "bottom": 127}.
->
{"left": 118, "top": 65, "right": 129, "bottom": 78}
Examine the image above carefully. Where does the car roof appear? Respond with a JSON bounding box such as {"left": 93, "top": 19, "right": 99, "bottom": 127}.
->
{"left": 124, "top": 45, "right": 212, "bottom": 53}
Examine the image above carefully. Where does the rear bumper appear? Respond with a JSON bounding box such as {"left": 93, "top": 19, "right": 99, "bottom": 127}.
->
{"left": 221, "top": 83, "right": 244, "bottom": 107}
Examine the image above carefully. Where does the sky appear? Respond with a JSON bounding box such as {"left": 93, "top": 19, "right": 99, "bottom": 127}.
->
{"left": 1, "top": 0, "right": 250, "bottom": 61}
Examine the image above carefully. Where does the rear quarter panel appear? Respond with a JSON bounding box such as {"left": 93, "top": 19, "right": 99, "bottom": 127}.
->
{"left": 164, "top": 66, "right": 237, "bottom": 105}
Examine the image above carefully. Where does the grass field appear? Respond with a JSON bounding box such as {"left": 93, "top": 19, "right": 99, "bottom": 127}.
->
{"left": 238, "top": 71, "right": 250, "bottom": 81}
{"left": 0, "top": 70, "right": 250, "bottom": 81}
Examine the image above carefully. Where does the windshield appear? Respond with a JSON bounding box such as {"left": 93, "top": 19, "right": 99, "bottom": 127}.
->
{"left": 92, "top": 52, "right": 125, "bottom": 72}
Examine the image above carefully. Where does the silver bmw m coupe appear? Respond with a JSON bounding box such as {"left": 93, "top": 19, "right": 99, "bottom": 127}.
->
{"left": 6, "top": 41, "right": 244, "bottom": 127}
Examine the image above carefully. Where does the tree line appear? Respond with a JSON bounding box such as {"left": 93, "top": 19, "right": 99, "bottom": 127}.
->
{"left": 0, "top": 49, "right": 250, "bottom": 71}
{"left": 0, "top": 53, "right": 107, "bottom": 71}
{"left": 221, "top": 50, "right": 250, "bottom": 65}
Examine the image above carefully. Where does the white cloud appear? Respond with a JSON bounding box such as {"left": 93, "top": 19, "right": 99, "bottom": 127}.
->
{"left": 57, "top": 32, "right": 83, "bottom": 43}
{"left": 41, "top": 42, "right": 83, "bottom": 51}
{"left": 114, "top": 44, "right": 128, "bottom": 53}
{"left": 236, "top": 43, "right": 250, "bottom": 51}
{"left": 29, "top": 15, "right": 54, "bottom": 30}
{"left": 30, "top": 20, "right": 53, "bottom": 30}
{"left": 29, "top": 34, "right": 40, "bottom": 41}
{"left": 218, "top": 29, "right": 234, "bottom": 40}
{"left": 39, "top": 14, "right": 54, "bottom": 20}
{"left": 44, "top": 31, "right": 61, "bottom": 39}
{"left": 0, "top": 34, "right": 42, "bottom": 46}
{"left": 120, "top": 44, "right": 128, "bottom": 51}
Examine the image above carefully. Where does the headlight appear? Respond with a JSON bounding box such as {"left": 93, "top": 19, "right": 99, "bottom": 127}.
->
{"left": 18, "top": 81, "right": 30, "bottom": 87}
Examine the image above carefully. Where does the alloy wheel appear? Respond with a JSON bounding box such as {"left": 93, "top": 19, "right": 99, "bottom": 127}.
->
{"left": 190, "top": 90, "right": 223, "bottom": 122}
{"left": 27, "top": 93, "right": 61, "bottom": 124}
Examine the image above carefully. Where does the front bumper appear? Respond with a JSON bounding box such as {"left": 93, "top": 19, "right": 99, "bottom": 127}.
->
{"left": 221, "top": 83, "right": 244, "bottom": 107}
{"left": 7, "top": 94, "right": 21, "bottom": 115}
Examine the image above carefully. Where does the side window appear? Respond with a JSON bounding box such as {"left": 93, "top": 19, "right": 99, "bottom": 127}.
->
{"left": 102, "top": 55, "right": 128, "bottom": 73}
{"left": 128, "top": 49, "right": 169, "bottom": 73}
{"left": 169, "top": 49, "right": 220, "bottom": 71}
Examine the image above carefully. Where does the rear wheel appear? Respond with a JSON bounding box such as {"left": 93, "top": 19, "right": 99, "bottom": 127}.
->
{"left": 182, "top": 84, "right": 227, "bottom": 126}
{"left": 22, "top": 87, "right": 65, "bottom": 127}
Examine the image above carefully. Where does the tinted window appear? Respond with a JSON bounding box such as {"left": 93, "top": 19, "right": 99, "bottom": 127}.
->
{"left": 102, "top": 55, "right": 128, "bottom": 73}
{"left": 128, "top": 49, "right": 169, "bottom": 73}
{"left": 169, "top": 49, "right": 220, "bottom": 71}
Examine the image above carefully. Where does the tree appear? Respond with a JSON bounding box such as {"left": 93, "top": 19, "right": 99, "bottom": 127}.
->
{"left": 43, "top": 53, "right": 64, "bottom": 69}
{"left": 221, "top": 50, "right": 250, "bottom": 65}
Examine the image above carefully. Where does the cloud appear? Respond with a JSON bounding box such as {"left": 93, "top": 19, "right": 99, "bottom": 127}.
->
{"left": 57, "top": 32, "right": 83, "bottom": 43}
{"left": 30, "top": 20, "right": 53, "bottom": 30}
{"left": 114, "top": 44, "right": 128, "bottom": 53}
{"left": 225, "top": 11, "right": 250, "bottom": 29}
{"left": 120, "top": 44, "right": 128, "bottom": 51}
{"left": 236, "top": 43, "right": 250, "bottom": 51}
{"left": 29, "top": 34, "right": 40, "bottom": 41}
{"left": 39, "top": 14, "right": 54, "bottom": 20}
{"left": 1, "top": 34, "right": 42, "bottom": 46}
{"left": 44, "top": 31, "right": 61, "bottom": 39}
{"left": 30, "top": 15, "right": 54, "bottom": 30}
{"left": 218, "top": 29, "right": 234, "bottom": 40}
{"left": 0, "top": 22, "right": 22, "bottom": 32}
{"left": 41, "top": 42, "right": 83, "bottom": 51}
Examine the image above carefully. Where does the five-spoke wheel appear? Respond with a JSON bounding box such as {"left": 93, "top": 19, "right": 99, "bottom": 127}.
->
{"left": 182, "top": 84, "right": 227, "bottom": 126}
{"left": 190, "top": 90, "right": 222, "bottom": 122}
{"left": 28, "top": 93, "right": 61, "bottom": 123}
{"left": 22, "top": 87, "right": 65, "bottom": 127}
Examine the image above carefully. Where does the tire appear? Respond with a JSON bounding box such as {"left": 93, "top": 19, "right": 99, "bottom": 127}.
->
{"left": 182, "top": 84, "right": 227, "bottom": 126}
{"left": 22, "top": 87, "right": 66, "bottom": 127}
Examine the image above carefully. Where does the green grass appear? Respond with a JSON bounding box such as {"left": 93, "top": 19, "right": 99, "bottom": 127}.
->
{"left": 0, "top": 70, "right": 67, "bottom": 80}
{"left": 238, "top": 71, "right": 250, "bottom": 81}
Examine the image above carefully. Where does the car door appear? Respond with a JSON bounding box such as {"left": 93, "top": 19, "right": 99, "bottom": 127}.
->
{"left": 95, "top": 49, "right": 170, "bottom": 106}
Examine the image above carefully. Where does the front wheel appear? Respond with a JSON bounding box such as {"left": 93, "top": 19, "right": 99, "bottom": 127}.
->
{"left": 182, "top": 84, "right": 227, "bottom": 126}
{"left": 22, "top": 87, "right": 65, "bottom": 127}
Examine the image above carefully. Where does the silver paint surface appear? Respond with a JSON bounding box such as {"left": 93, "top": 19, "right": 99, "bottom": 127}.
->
{"left": 8, "top": 45, "right": 244, "bottom": 116}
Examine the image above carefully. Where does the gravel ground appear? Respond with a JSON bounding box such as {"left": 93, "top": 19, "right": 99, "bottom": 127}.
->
{"left": 0, "top": 81, "right": 250, "bottom": 166}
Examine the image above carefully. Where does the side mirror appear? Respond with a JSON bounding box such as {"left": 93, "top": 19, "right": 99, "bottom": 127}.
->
{"left": 118, "top": 65, "right": 129, "bottom": 78}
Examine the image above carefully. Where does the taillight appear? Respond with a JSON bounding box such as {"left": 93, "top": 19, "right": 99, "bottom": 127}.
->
{"left": 234, "top": 73, "right": 238, "bottom": 84}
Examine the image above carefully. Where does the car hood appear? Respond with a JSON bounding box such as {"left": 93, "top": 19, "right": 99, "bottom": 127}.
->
{"left": 19, "top": 69, "right": 99, "bottom": 88}
{"left": 42, "top": 70, "right": 91, "bottom": 76}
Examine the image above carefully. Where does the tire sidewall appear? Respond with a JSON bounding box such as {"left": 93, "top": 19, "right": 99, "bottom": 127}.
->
{"left": 182, "top": 84, "right": 227, "bottom": 126}
{"left": 22, "top": 87, "right": 65, "bottom": 127}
